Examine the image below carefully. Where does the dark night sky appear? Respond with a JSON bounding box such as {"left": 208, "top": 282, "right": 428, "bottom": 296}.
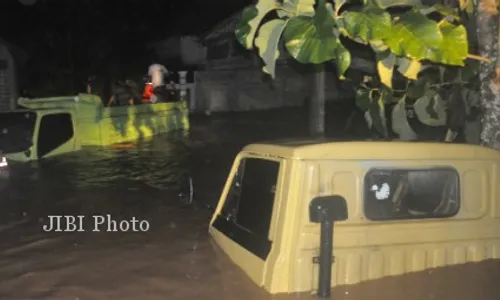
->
{"left": 0, "top": 0, "right": 252, "bottom": 95}
{"left": 0, "top": 0, "right": 251, "bottom": 48}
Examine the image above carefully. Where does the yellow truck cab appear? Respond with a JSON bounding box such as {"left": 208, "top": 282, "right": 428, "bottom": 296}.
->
{"left": 0, "top": 109, "right": 78, "bottom": 161}
{"left": 1, "top": 94, "right": 189, "bottom": 162}
{"left": 208, "top": 139, "right": 500, "bottom": 297}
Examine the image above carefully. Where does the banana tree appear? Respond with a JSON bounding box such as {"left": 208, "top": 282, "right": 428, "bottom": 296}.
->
{"left": 235, "top": 0, "right": 474, "bottom": 137}
{"left": 356, "top": 58, "right": 482, "bottom": 141}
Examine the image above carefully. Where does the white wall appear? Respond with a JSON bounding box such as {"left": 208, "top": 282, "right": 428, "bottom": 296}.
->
{"left": 180, "top": 36, "right": 207, "bottom": 66}
{"left": 151, "top": 36, "right": 207, "bottom": 66}
{"left": 152, "top": 37, "right": 180, "bottom": 60}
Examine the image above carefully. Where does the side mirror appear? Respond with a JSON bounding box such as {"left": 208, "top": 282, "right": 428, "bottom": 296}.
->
{"left": 309, "top": 195, "right": 348, "bottom": 299}
{"left": 309, "top": 195, "right": 348, "bottom": 223}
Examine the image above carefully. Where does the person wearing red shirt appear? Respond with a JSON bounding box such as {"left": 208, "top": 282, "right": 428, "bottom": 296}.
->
{"left": 142, "top": 82, "right": 154, "bottom": 103}
{"left": 141, "top": 64, "right": 168, "bottom": 104}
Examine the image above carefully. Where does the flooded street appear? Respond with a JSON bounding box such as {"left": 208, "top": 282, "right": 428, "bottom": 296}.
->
{"left": 0, "top": 109, "right": 309, "bottom": 300}
{"left": 0, "top": 109, "right": 499, "bottom": 300}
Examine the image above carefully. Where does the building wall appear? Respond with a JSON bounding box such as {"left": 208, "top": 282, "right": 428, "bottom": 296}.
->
{"left": 150, "top": 35, "right": 207, "bottom": 67}
{"left": 180, "top": 36, "right": 206, "bottom": 66}
{"left": 151, "top": 37, "right": 180, "bottom": 61}
{"left": 196, "top": 11, "right": 360, "bottom": 113}
{"left": 0, "top": 44, "right": 16, "bottom": 111}
{"left": 194, "top": 56, "right": 353, "bottom": 113}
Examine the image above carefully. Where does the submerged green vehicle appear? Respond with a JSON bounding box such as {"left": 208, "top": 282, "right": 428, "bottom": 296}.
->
{"left": 0, "top": 94, "right": 189, "bottom": 162}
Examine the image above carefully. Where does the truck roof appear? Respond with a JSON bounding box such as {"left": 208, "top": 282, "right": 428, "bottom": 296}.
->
{"left": 242, "top": 138, "right": 500, "bottom": 160}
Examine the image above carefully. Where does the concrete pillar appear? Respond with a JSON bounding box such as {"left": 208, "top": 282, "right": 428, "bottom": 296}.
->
{"left": 178, "top": 71, "right": 188, "bottom": 99}
{"left": 310, "top": 66, "right": 325, "bottom": 137}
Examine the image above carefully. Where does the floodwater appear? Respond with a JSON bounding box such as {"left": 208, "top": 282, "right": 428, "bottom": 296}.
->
{"left": 0, "top": 109, "right": 499, "bottom": 300}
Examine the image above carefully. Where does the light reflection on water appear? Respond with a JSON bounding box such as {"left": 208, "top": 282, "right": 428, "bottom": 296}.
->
{"left": 21, "top": 133, "right": 191, "bottom": 190}
{"left": 0, "top": 110, "right": 311, "bottom": 227}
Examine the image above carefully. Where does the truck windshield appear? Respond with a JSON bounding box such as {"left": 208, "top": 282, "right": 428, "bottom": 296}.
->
{"left": 0, "top": 111, "right": 37, "bottom": 154}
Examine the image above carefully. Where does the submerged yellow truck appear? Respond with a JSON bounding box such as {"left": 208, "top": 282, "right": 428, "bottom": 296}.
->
{"left": 209, "top": 139, "right": 500, "bottom": 298}
{"left": 0, "top": 94, "right": 189, "bottom": 161}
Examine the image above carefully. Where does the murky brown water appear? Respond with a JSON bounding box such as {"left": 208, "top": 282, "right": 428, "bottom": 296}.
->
{"left": 0, "top": 109, "right": 498, "bottom": 300}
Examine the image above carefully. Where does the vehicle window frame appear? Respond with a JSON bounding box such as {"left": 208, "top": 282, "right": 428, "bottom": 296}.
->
{"left": 0, "top": 111, "right": 37, "bottom": 154}
{"left": 37, "top": 113, "right": 74, "bottom": 158}
{"left": 212, "top": 156, "right": 281, "bottom": 260}
{"left": 363, "top": 167, "right": 461, "bottom": 221}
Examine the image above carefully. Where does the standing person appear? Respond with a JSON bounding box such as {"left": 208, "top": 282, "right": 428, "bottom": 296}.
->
{"left": 142, "top": 64, "right": 168, "bottom": 104}
{"left": 85, "top": 75, "right": 96, "bottom": 94}
{"left": 142, "top": 80, "right": 154, "bottom": 104}
{"left": 108, "top": 79, "right": 139, "bottom": 106}
{"left": 125, "top": 79, "right": 141, "bottom": 104}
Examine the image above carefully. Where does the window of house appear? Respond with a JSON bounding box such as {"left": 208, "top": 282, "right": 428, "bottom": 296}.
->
{"left": 364, "top": 168, "right": 460, "bottom": 221}
{"left": 37, "top": 113, "right": 74, "bottom": 158}
{"left": 213, "top": 157, "right": 280, "bottom": 260}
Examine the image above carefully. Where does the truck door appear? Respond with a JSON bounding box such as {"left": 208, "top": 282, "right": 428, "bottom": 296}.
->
{"left": 210, "top": 156, "right": 282, "bottom": 286}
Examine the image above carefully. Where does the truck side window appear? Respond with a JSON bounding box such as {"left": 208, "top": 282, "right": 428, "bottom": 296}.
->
{"left": 364, "top": 168, "right": 460, "bottom": 221}
{"left": 215, "top": 157, "right": 280, "bottom": 260}
{"left": 37, "top": 113, "right": 74, "bottom": 158}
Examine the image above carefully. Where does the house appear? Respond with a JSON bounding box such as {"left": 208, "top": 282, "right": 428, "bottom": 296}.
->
{"left": 191, "top": 10, "right": 378, "bottom": 114}
{"left": 194, "top": 11, "right": 303, "bottom": 113}
{"left": 0, "top": 38, "right": 27, "bottom": 111}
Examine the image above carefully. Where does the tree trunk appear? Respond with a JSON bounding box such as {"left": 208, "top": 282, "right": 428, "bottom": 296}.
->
{"left": 477, "top": 0, "right": 500, "bottom": 149}
{"left": 309, "top": 66, "right": 325, "bottom": 137}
